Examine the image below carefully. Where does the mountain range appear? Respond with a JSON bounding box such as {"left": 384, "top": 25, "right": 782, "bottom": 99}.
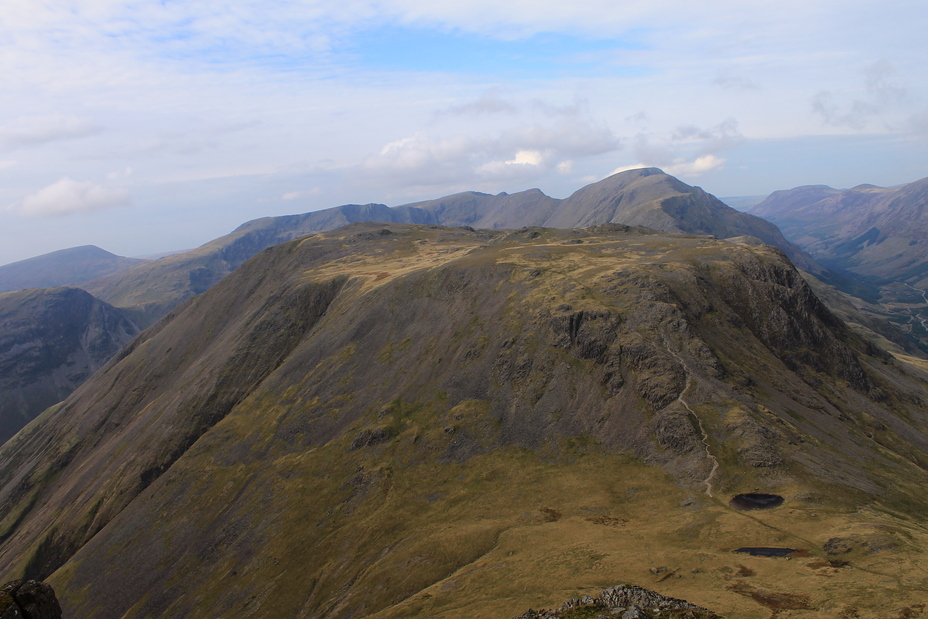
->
{"left": 78, "top": 168, "right": 822, "bottom": 328}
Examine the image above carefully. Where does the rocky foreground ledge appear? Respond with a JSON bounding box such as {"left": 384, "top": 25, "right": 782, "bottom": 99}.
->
{"left": 0, "top": 580, "right": 62, "bottom": 619}
{"left": 513, "top": 584, "right": 719, "bottom": 619}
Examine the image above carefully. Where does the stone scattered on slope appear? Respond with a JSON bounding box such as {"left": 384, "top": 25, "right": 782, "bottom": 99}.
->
{"left": 512, "top": 584, "right": 718, "bottom": 618}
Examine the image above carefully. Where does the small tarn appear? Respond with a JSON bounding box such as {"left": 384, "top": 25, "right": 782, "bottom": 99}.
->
{"left": 734, "top": 547, "right": 797, "bottom": 557}
{"left": 729, "top": 493, "right": 784, "bottom": 510}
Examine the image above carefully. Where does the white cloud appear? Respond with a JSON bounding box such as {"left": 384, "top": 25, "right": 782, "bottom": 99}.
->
{"left": 361, "top": 109, "right": 621, "bottom": 189}
{"left": 507, "top": 149, "right": 544, "bottom": 165}
{"left": 0, "top": 115, "right": 101, "bottom": 150}
{"left": 17, "top": 178, "right": 131, "bottom": 217}
{"left": 610, "top": 156, "right": 723, "bottom": 178}
{"left": 0, "top": 161, "right": 16, "bottom": 170}
{"left": 609, "top": 164, "right": 650, "bottom": 176}
{"left": 664, "top": 154, "right": 726, "bottom": 177}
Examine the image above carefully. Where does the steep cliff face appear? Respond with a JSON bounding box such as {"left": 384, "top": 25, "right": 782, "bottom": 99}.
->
{"left": 0, "top": 287, "right": 139, "bottom": 445}
{"left": 1, "top": 225, "right": 926, "bottom": 618}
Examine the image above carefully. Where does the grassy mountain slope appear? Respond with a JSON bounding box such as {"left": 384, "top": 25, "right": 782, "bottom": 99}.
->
{"left": 0, "top": 246, "right": 146, "bottom": 294}
{"left": 0, "top": 287, "right": 140, "bottom": 445}
{"left": 2, "top": 224, "right": 928, "bottom": 618}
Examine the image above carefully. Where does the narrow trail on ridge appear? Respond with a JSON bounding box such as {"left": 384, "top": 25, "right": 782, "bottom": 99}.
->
{"left": 661, "top": 330, "right": 720, "bottom": 498}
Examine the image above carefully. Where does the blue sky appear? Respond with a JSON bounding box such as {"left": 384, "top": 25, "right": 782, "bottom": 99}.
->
{"left": 1, "top": 0, "right": 927, "bottom": 265}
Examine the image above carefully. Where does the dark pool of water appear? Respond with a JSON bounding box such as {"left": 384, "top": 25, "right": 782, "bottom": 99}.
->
{"left": 729, "top": 493, "right": 784, "bottom": 510}
{"left": 734, "top": 547, "right": 797, "bottom": 557}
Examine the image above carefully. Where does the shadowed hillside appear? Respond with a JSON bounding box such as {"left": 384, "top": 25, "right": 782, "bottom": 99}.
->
{"left": 0, "top": 287, "right": 140, "bottom": 445}
{"left": 2, "top": 224, "right": 928, "bottom": 618}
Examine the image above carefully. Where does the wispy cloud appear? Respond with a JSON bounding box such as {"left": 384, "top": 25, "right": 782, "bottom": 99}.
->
{"left": 282, "top": 188, "right": 322, "bottom": 201}
{"left": 712, "top": 74, "right": 760, "bottom": 92}
{"left": 0, "top": 115, "right": 101, "bottom": 150}
{"left": 671, "top": 119, "right": 743, "bottom": 152}
{"left": 436, "top": 92, "right": 517, "bottom": 117}
{"left": 813, "top": 59, "right": 909, "bottom": 130}
{"left": 363, "top": 109, "right": 621, "bottom": 189}
{"left": 619, "top": 119, "right": 740, "bottom": 177}
{"left": 908, "top": 108, "right": 928, "bottom": 135}
{"left": 16, "top": 178, "right": 131, "bottom": 217}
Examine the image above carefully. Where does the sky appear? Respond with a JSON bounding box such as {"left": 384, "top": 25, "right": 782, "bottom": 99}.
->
{"left": 1, "top": 0, "right": 927, "bottom": 265}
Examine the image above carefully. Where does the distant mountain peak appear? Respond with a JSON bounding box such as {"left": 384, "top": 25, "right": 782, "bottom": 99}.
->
{"left": 0, "top": 246, "right": 146, "bottom": 294}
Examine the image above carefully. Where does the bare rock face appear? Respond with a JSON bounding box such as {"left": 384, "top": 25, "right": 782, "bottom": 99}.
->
{"left": 512, "top": 584, "right": 718, "bottom": 618}
{"left": 0, "top": 580, "right": 61, "bottom": 619}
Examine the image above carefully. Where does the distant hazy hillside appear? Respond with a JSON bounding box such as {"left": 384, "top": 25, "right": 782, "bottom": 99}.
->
{"left": 0, "top": 287, "right": 139, "bottom": 444}
{"left": 752, "top": 177, "right": 928, "bottom": 281}
{"left": 81, "top": 168, "right": 821, "bottom": 327}
{"left": 751, "top": 177, "right": 928, "bottom": 349}
{"left": 0, "top": 246, "right": 146, "bottom": 294}
{"left": 719, "top": 195, "right": 766, "bottom": 212}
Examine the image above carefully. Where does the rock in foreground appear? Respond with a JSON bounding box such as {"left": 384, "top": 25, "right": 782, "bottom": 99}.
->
{"left": 0, "top": 580, "right": 62, "bottom": 619}
{"left": 513, "top": 584, "right": 718, "bottom": 619}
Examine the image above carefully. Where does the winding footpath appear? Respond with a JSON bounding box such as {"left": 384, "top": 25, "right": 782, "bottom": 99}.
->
{"left": 662, "top": 331, "right": 720, "bottom": 497}
{"left": 904, "top": 283, "right": 928, "bottom": 331}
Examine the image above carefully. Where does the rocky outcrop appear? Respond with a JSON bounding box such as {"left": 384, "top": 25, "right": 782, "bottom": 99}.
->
{"left": 512, "top": 584, "right": 718, "bottom": 618}
{"left": 0, "top": 580, "right": 61, "bottom": 619}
